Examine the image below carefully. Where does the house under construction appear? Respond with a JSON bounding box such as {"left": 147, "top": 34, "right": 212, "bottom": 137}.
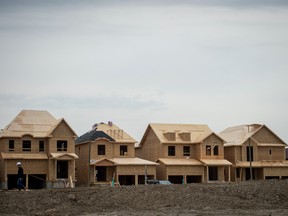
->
{"left": 75, "top": 122, "right": 158, "bottom": 186}
{"left": 0, "top": 110, "right": 78, "bottom": 189}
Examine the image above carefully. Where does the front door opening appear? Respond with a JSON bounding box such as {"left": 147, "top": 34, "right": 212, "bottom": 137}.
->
{"left": 57, "top": 160, "right": 68, "bottom": 179}
{"left": 96, "top": 166, "right": 107, "bottom": 182}
{"left": 245, "top": 168, "right": 256, "bottom": 180}
{"left": 208, "top": 167, "right": 218, "bottom": 181}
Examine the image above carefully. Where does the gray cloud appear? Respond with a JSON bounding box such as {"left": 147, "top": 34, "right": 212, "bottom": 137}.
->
{"left": 1, "top": 0, "right": 288, "bottom": 11}
{"left": 0, "top": 0, "right": 287, "bottom": 143}
{"left": 0, "top": 93, "right": 166, "bottom": 111}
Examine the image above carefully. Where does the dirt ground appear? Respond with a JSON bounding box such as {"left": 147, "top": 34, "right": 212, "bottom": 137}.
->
{"left": 0, "top": 179, "right": 288, "bottom": 216}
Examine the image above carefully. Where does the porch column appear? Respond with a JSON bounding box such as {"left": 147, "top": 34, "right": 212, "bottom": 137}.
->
{"left": 54, "top": 159, "right": 57, "bottom": 180}
{"left": 89, "top": 166, "right": 93, "bottom": 184}
{"left": 206, "top": 166, "right": 209, "bottom": 183}
{"left": 68, "top": 160, "right": 74, "bottom": 182}
{"left": 26, "top": 174, "right": 29, "bottom": 189}
{"left": 4, "top": 162, "right": 8, "bottom": 189}
{"left": 92, "top": 166, "right": 96, "bottom": 184}
{"left": 228, "top": 166, "right": 231, "bottom": 182}
{"left": 135, "top": 175, "right": 138, "bottom": 185}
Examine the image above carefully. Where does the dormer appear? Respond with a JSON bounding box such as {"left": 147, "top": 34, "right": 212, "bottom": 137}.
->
{"left": 179, "top": 132, "right": 191, "bottom": 141}
{"left": 247, "top": 124, "right": 262, "bottom": 133}
{"left": 164, "top": 132, "right": 176, "bottom": 141}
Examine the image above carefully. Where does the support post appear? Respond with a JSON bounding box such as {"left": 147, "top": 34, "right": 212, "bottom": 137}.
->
{"left": 248, "top": 138, "right": 253, "bottom": 180}
{"left": 88, "top": 139, "right": 91, "bottom": 187}
{"left": 228, "top": 166, "right": 231, "bottom": 182}
{"left": 144, "top": 165, "right": 147, "bottom": 185}
{"left": 26, "top": 174, "right": 29, "bottom": 189}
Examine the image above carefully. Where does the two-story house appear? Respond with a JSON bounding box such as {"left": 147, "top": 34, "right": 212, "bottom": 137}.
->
{"left": 0, "top": 110, "right": 78, "bottom": 189}
{"left": 75, "top": 122, "right": 158, "bottom": 186}
{"left": 135, "top": 123, "right": 232, "bottom": 184}
{"left": 219, "top": 124, "right": 288, "bottom": 182}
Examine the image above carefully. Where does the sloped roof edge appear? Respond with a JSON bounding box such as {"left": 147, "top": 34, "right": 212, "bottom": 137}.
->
{"left": 48, "top": 118, "right": 77, "bottom": 137}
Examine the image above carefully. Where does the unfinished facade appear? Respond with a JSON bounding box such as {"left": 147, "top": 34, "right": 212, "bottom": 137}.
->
{"left": 75, "top": 122, "right": 157, "bottom": 186}
{"left": 135, "top": 123, "right": 232, "bottom": 184}
{"left": 0, "top": 110, "right": 78, "bottom": 189}
{"left": 219, "top": 124, "right": 288, "bottom": 182}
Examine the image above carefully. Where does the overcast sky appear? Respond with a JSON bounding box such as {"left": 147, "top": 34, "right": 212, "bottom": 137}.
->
{"left": 0, "top": 0, "right": 288, "bottom": 143}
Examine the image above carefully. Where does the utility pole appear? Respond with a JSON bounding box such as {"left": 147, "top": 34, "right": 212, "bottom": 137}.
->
{"left": 87, "top": 124, "right": 98, "bottom": 187}
{"left": 88, "top": 129, "right": 94, "bottom": 187}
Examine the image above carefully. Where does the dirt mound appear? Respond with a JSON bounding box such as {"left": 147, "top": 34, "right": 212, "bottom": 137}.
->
{"left": 1, "top": 180, "right": 288, "bottom": 216}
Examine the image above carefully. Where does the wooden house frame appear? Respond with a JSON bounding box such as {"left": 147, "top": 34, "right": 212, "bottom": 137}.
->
{"left": 75, "top": 122, "right": 158, "bottom": 186}
{"left": 135, "top": 123, "right": 232, "bottom": 183}
{"left": 219, "top": 124, "right": 288, "bottom": 182}
{"left": 0, "top": 110, "right": 78, "bottom": 189}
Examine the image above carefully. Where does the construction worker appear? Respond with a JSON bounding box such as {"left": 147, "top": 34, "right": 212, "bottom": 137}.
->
{"left": 16, "top": 162, "right": 26, "bottom": 191}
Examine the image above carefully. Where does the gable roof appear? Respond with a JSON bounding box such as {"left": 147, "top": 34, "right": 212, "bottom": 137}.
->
{"left": 75, "top": 122, "right": 136, "bottom": 144}
{"left": 50, "top": 153, "right": 79, "bottom": 160}
{"left": 202, "top": 131, "right": 225, "bottom": 143}
{"left": 90, "top": 157, "right": 158, "bottom": 166}
{"left": 0, "top": 110, "right": 76, "bottom": 138}
{"left": 157, "top": 158, "right": 203, "bottom": 166}
{"left": 110, "top": 157, "right": 158, "bottom": 166}
{"left": 219, "top": 124, "right": 287, "bottom": 146}
{"left": 48, "top": 118, "right": 77, "bottom": 137}
{"left": 76, "top": 130, "right": 115, "bottom": 144}
{"left": 138, "top": 123, "right": 213, "bottom": 147}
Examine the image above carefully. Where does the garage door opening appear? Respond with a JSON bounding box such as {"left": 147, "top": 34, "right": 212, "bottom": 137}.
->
{"left": 168, "top": 175, "right": 183, "bottom": 184}
{"left": 265, "top": 176, "right": 280, "bottom": 180}
{"left": 138, "top": 175, "right": 154, "bottom": 184}
{"left": 7, "top": 174, "right": 26, "bottom": 190}
{"left": 118, "top": 175, "right": 135, "bottom": 185}
{"left": 187, "top": 175, "right": 202, "bottom": 183}
{"left": 28, "top": 174, "right": 46, "bottom": 189}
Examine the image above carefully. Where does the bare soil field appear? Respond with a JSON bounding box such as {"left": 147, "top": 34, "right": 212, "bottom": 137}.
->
{"left": 1, "top": 179, "right": 288, "bottom": 216}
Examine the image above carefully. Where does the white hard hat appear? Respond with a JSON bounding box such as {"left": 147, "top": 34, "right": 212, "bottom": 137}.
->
{"left": 16, "top": 162, "right": 21, "bottom": 166}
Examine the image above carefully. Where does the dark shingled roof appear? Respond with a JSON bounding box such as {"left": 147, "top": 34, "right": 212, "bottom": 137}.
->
{"left": 75, "top": 129, "right": 115, "bottom": 144}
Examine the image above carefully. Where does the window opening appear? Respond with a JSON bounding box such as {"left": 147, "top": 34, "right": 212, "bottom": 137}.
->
{"left": 213, "top": 146, "right": 219, "bottom": 155}
{"left": 168, "top": 146, "right": 175, "bottom": 156}
{"left": 22, "top": 140, "right": 31, "bottom": 151}
{"left": 206, "top": 145, "right": 211, "bottom": 155}
{"left": 246, "top": 146, "right": 254, "bottom": 162}
{"left": 183, "top": 146, "right": 190, "bottom": 156}
{"left": 98, "top": 145, "right": 105, "bottom": 155}
{"left": 39, "top": 141, "right": 45, "bottom": 152}
{"left": 120, "top": 145, "right": 128, "bottom": 156}
{"left": 9, "top": 140, "right": 14, "bottom": 151}
{"left": 57, "top": 140, "right": 67, "bottom": 151}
